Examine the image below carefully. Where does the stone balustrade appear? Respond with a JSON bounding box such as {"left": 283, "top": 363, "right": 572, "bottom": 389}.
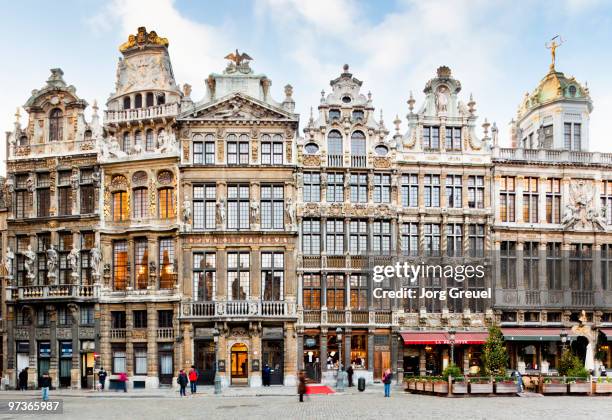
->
{"left": 104, "top": 103, "right": 179, "bottom": 124}
{"left": 8, "top": 284, "right": 100, "bottom": 300}
{"left": 494, "top": 147, "right": 612, "bottom": 165}
{"left": 180, "top": 300, "right": 296, "bottom": 319}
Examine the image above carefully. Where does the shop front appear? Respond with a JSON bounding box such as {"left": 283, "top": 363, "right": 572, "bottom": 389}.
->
{"left": 58, "top": 341, "right": 73, "bottom": 387}
{"left": 158, "top": 343, "right": 174, "bottom": 385}
{"left": 400, "top": 330, "right": 488, "bottom": 375}
{"left": 502, "top": 328, "right": 578, "bottom": 375}
{"left": 80, "top": 340, "right": 95, "bottom": 389}
{"left": 262, "top": 327, "right": 284, "bottom": 385}
{"left": 302, "top": 332, "right": 321, "bottom": 382}
{"left": 599, "top": 328, "right": 612, "bottom": 372}
{"left": 194, "top": 339, "right": 216, "bottom": 385}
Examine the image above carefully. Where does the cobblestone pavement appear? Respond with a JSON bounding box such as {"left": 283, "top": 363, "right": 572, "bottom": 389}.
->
{"left": 0, "top": 391, "right": 610, "bottom": 420}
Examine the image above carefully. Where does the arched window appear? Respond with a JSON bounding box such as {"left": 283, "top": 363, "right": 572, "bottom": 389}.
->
{"left": 327, "top": 130, "right": 343, "bottom": 166}
{"left": 351, "top": 131, "right": 366, "bottom": 155}
{"left": 18, "top": 135, "right": 29, "bottom": 146}
{"left": 84, "top": 129, "right": 92, "bottom": 141}
{"left": 49, "top": 108, "right": 63, "bottom": 141}
{"left": 146, "top": 92, "right": 154, "bottom": 107}
{"left": 133, "top": 187, "right": 148, "bottom": 219}
{"left": 157, "top": 93, "right": 165, "bottom": 105}
{"left": 123, "top": 97, "right": 131, "bottom": 110}
{"left": 135, "top": 93, "right": 142, "bottom": 109}
{"left": 146, "top": 129, "right": 154, "bottom": 151}
{"left": 122, "top": 132, "right": 131, "bottom": 151}
{"left": 112, "top": 191, "right": 128, "bottom": 221}
{"left": 158, "top": 187, "right": 175, "bottom": 219}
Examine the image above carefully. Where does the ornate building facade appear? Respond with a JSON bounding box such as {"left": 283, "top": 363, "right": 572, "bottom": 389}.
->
{"left": 1, "top": 28, "right": 611, "bottom": 389}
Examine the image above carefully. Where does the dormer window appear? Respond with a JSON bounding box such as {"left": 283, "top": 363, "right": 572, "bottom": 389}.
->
{"left": 445, "top": 127, "right": 462, "bottom": 151}
{"left": 568, "top": 85, "right": 577, "bottom": 97}
{"left": 135, "top": 94, "right": 143, "bottom": 109}
{"left": 49, "top": 108, "right": 63, "bottom": 142}
{"left": 352, "top": 110, "right": 364, "bottom": 121}
{"left": 84, "top": 130, "right": 92, "bottom": 141}
{"left": 18, "top": 135, "right": 29, "bottom": 146}
{"left": 329, "top": 109, "right": 341, "bottom": 121}
{"left": 341, "top": 96, "right": 351, "bottom": 103}
{"left": 423, "top": 126, "right": 440, "bottom": 150}
{"left": 123, "top": 97, "right": 131, "bottom": 110}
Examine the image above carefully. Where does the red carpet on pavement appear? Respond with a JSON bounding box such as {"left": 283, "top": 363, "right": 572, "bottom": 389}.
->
{"left": 306, "top": 385, "right": 335, "bottom": 395}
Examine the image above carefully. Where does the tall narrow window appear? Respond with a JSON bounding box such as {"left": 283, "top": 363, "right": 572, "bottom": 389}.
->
{"left": 58, "top": 232, "right": 73, "bottom": 284}
{"left": 350, "top": 274, "right": 368, "bottom": 309}
{"left": 349, "top": 220, "right": 367, "bottom": 255}
{"left": 546, "top": 243, "right": 562, "bottom": 290}
{"left": 326, "top": 219, "right": 344, "bottom": 255}
{"left": 227, "top": 134, "right": 249, "bottom": 165}
{"left": 133, "top": 188, "right": 148, "bottom": 219}
{"left": 569, "top": 244, "right": 592, "bottom": 290}
{"left": 134, "top": 239, "right": 148, "bottom": 290}
{"left": 401, "top": 174, "right": 418, "bottom": 207}
{"left": 523, "top": 242, "right": 539, "bottom": 290}
{"left": 423, "top": 126, "right": 440, "bottom": 150}
{"left": 134, "top": 93, "right": 142, "bottom": 109}
{"left": 145, "top": 129, "right": 155, "bottom": 151}
{"left": 523, "top": 177, "right": 539, "bottom": 223}
{"left": 146, "top": 92, "right": 154, "bottom": 107}
{"left": 372, "top": 220, "right": 391, "bottom": 255}
{"left": 57, "top": 171, "right": 72, "bottom": 216}
{"left": 122, "top": 132, "right": 131, "bottom": 151}
{"left": 80, "top": 232, "right": 94, "bottom": 285}
{"left": 446, "top": 175, "right": 462, "bottom": 208}
{"left": 15, "top": 174, "right": 28, "bottom": 219}
{"left": 303, "top": 172, "right": 320, "bottom": 202}
{"left": 564, "top": 123, "right": 581, "bottom": 150}
{"left": 303, "top": 274, "right": 321, "bottom": 309}
{"left": 445, "top": 127, "right": 462, "bottom": 150}
{"left": 424, "top": 175, "right": 440, "bottom": 207}
{"left": 261, "top": 134, "right": 283, "bottom": 165}
{"left": 500, "top": 241, "right": 516, "bottom": 288}
{"left": 446, "top": 224, "right": 462, "bottom": 257}
{"left": 326, "top": 173, "right": 344, "bottom": 202}
{"left": 37, "top": 173, "right": 51, "bottom": 217}
{"left": 302, "top": 219, "right": 321, "bottom": 255}
{"left": 158, "top": 187, "right": 175, "bottom": 219}
{"left": 37, "top": 234, "right": 50, "bottom": 285}
{"left": 262, "top": 252, "right": 284, "bottom": 300}
{"left": 123, "top": 97, "right": 131, "bottom": 110}
{"left": 327, "top": 130, "right": 343, "bottom": 167}
{"left": 134, "top": 130, "right": 142, "bottom": 149}
{"left": 227, "top": 184, "right": 250, "bottom": 230}
{"left": 374, "top": 174, "right": 391, "bottom": 203}
{"left": 112, "top": 191, "right": 128, "bottom": 221}
{"left": 601, "top": 180, "right": 612, "bottom": 225}
{"left": 499, "top": 176, "right": 516, "bottom": 222}
{"left": 602, "top": 244, "right": 612, "bottom": 291}
{"left": 193, "top": 184, "right": 216, "bottom": 230}
{"left": 193, "top": 252, "right": 216, "bottom": 301}
{"left": 350, "top": 131, "right": 366, "bottom": 167}
{"left": 468, "top": 176, "right": 484, "bottom": 209}
{"left": 193, "top": 134, "right": 215, "bottom": 164}
{"left": 49, "top": 108, "right": 63, "bottom": 142}
{"left": 401, "top": 223, "right": 418, "bottom": 256}
{"left": 113, "top": 240, "right": 128, "bottom": 290}
{"left": 326, "top": 275, "right": 345, "bottom": 310}
{"left": 424, "top": 224, "right": 440, "bottom": 256}
{"left": 16, "top": 236, "right": 29, "bottom": 286}
{"left": 350, "top": 173, "right": 367, "bottom": 203}
{"left": 468, "top": 224, "right": 485, "bottom": 258}
{"left": 260, "top": 185, "right": 284, "bottom": 230}
{"left": 546, "top": 178, "right": 561, "bottom": 223}
{"left": 159, "top": 238, "right": 175, "bottom": 289}
{"left": 80, "top": 169, "right": 95, "bottom": 214}
{"left": 228, "top": 252, "right": 249, "bottom": 300}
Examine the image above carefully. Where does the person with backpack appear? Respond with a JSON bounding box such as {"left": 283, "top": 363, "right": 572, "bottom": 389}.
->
{"left": 382, "top": 368, "right": 392, "bottom": 397}
{"left": 188, "top": 366, "right": 198, "bottom": 394}
{"left": 177, "top": 369, "right": 188, "bottom": 397}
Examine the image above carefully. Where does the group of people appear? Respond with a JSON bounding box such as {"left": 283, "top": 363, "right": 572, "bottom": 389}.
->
{"left": 296, "top": 367, "right": 394, "bottom": 402}
{"left": 17, "top": 367, "right": 52, "bottom": 401}
{"left": 176, "top": 366, "right": 200, "bottom": 396}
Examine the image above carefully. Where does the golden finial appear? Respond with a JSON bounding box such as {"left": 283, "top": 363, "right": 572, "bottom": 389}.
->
{"left": 545, "top": 35, "right": 564, "bottom": 70}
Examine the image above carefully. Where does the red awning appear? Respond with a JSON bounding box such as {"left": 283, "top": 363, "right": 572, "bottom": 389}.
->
{"left": 601, "top": 328, "right": 612, "bottom": 341}
{"left": 401, "top": 331, "right": 488, "bottom": 345}
{"left": 501, "top": 328, "right": 577, "bottom": 342}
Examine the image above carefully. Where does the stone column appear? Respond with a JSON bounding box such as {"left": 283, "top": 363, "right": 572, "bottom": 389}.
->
{"left": 320, "top": 329, "right": 328, "bottom": 372}
{"left": 49, "top": 308, "right": 59, "bottom": 388}
{"left": 367, "top": 329, "right": 375, "bottom": 376}
{"left": 125, "top": 305, "right": 133, "bottom": 377}
{"left": 249, "top": 325, "right": 262, "bottom": 387}
{"left": 71, "top": 311, "right": 80, "bottom": 389}
{"left": 217, "top": 247, "right": 227, "bottom": 300}
{"left": 285, "top": 323, "right": 297, "bottom": 386}
{"left": 296, "top": 331, "right": 304, "bottom": 371}
{"left": 344, "top": 329, "right": 351, "bottom": 369}
{"left": 516, "top": 175, "right": 524, "bottom": 223}
{"left": 593, "top": 244, "right": 603, "bottom": 306}
{"left": 250, "top": 246, "right": 260, "bottom": 300}
{"left": 146, "top": 303, "right": 158, "bottom": 387}
{"left": 419, "top": 347, "right": 426, "bottom": 376}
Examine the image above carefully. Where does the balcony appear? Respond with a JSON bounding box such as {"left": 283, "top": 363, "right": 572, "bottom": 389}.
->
{"left": 104, "top": 103, "right": 179, "bottom": 124}
{"left": 327, "top": 154, "right": 343, "bottom": 167}
{"left": 157, "top": 327, "right": 174, "bottom": 340}
{"left": 180, "top": 300, "right": 296, "bottom": 319}
{"left": 110, "top": 328, "right": 127, "bottom": 339}
{"left": 302, "top": 256, "right": 321, "bottom": 269}
{"left": 8, "top": 284, "right": 100, "bottom": 301}
{"left": 327, "top": 310, "right": 345, "bottom": 324}
{"left": 303, "top": 310, "right": 321, "bottom": 323}
{"left": 351, "top": 310, "right": 369, "bottom": 324}
{"left": 572, "top": 291, "right": 594, "bottom": 306}
{"left": 301, "top": 309, "right": 397, "bottom": 326}
{"left": 351, "top": 155, "right": 366, "bottom": 168}
{"left": 494, "top": 147, "right": 612, "bottom": 165}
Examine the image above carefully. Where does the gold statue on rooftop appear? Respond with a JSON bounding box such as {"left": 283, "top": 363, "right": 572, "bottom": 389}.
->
{"left": 119, "top": 27, "right": 169, "bottom": 52}
{"left": 545, "top": 35, "right": 563, "bottom": 70}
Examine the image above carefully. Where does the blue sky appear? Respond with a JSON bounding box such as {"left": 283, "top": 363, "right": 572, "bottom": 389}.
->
{"left": 1, "top": 0, "right": 611, "bottom": 160}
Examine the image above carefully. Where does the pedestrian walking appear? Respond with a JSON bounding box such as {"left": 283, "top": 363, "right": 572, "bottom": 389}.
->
{"left": 177, "top": 369, "right": 188, "bottom": 397}
{"left": 18, "top": 367, "right": 28, "bottom": 391}
{"left": 346, "top": 364, "right": 354, "bottom": 387}
{"left": 40, "top": 372, "right": 51, "bottom": 401}
{"left": 188, "top": 366, "right": 198, "bottom": 394}
{"left": 98, "top": 367, "right": 107, "bottom": 391}
{"left": 382, "top": 368, "right": 392, "bottom": 397}
{"left": 262, "top": 364, "right": 271, "bottom": 386}
{"left": 118, "top": 372, "right": 128, "bottom": 393}
{"left": 297, "top": 370, "right": 307, "bottom": 402}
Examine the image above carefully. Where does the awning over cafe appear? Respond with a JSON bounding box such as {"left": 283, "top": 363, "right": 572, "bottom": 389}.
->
{"left": 600, "top": 328, "right": 612, "bottom": 341}
{"left": 501, "top": 328, "right": 577, "bottom": 342}
{"left": 400, "top": 331, "right": 488, "bottom": 345}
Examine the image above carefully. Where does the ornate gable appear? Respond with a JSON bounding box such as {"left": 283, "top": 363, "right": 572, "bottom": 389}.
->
{"left": 180, "top": 93, "right": 297, "bottom": 122}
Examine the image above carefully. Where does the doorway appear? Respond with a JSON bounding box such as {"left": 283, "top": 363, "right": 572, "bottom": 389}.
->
{"left": 230, "top": 343, "right": 248, "bottom": 385}
{"left": 262, "top": 340, "right": 284, "bottom": 385}
{"left": 195, "top": 340, "right": 216, "bottom": 385}
{"left": 81, "top": 352, "right": 94, "bottom": 389}
{"left": 158, "top": 344, "right": 174, "bottom": 385}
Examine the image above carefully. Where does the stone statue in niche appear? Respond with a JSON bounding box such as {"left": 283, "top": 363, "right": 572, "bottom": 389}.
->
{"left": 286, "top": 198, "right": 296, "bottom": 228}
{"left": 182, "top": 199, "right": 192, "bottom": 223}
{"left": 90, "top": 245, "right": 102, "bottom": 277}
{"left": 5, "top": 247, "right": 15, "bottom": 278}
{"left": 68, "top": 247, "right": 80, "bottom": 279}
{"left": 435, "top": 85, "right": 449, "bottom": 114}
{"left": 46, "top": 246, "right": 58, "bottom": 283}
{"left": 217, "top": 198, "right": 226, "bottom": 226}
{"left": 100, "top": 134, "right": 126, "bottom": 159}
{"left": 250, "top": 201, "right": 259, "bottom": 224}
{"left": 24, "top": 245, "right": 36, "bottom": 282}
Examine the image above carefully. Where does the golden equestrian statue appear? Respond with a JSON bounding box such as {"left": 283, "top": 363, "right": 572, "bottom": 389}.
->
{"left": 225, "top": 49, "right": 253, "bottom": 66}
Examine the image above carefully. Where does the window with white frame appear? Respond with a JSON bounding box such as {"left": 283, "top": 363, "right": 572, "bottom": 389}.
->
{"left": 445, "top": 175, "right": 462, "bottom": 208}
{"left": 401, "top": 174, "right": 418, "bottom": 207}
{"left": 424, "top": 223, "right": 440, "bottom": 256}
{"left": 193, "top": 133, "right": 215, "bottom": 165}
{"left": 302, "top": 219, "right": 321, "bottom": 255}
{"left": 401, "top": 223, "right": 418, "bottom": 256}
{"left": 261, "top": 185, "right": 284, "bottom": 230}
{"left": 228, "top": 252, "right": 249, "bottom": 300}
{"left": 349, "top": 220, "right": 367, "bottom": 255}
{"left": 445, "top": 127, "right": 461, "bottom": 150}
{"left": 193, "top": 252, "right": 216, "bottom": 301}
{"left": 262, "top": 252, "right": 284, "bottom": 300}
{"left": 374, "top": 173, "right": 390, "bottom": 203}
{"left": 193, "top": 184, "right": 216, "bottom": 230}
{"left": 424, "top": 175, "right": 440, "bottom": 207}
{"left": 326, "top": 219, "right": 344, "bottom": 255}
{"left": 423, "top": 126, "right": 440, "bottom": 150}
{"left": 227, "top": 184, "right": 250, "bottom": 230}
{"left": 468, "top": 176, "right": 484, "bottom": 209}
{"left": 227, "top": 134, "right": 249, "bottom": 165}
{"left": 446, "top": 224, "right": 462, "bottom": 257}
{"left": 350, "top": 173, "right": 367, "bottom": 203}
{"left": 303, "top": 172, "right": 320, "bottom": 202}
{"left": 372, "top": 220, "right": 391, "bottom": 255}
{"left": 261, "top": 134, "right": 283, "bottom": 165}
{"left": 326, "top": 173, "right": 344, "bottom": 202}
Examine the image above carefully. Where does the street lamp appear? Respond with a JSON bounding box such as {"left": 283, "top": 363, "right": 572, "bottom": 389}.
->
{"left": 448, "top": 328, "right": 456, "bottom": 367}
{"left": 336, "top": 327, "right": 343, "bottom": 370}
{"left": 213, "top": 327, "right": 222, "bottom": 394}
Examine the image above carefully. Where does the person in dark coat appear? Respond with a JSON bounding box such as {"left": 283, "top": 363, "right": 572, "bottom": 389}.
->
{"left": 262, "top": 364, "right": 271, "bottom": 387}
{"left": 98, "top": 367, "right": 107, "bottom": 391}
{"left": 18, "top": 368, "right": 28, "bottom": 391}
{"left": 177, "top": 369, "right": 188, "bottom": 397}
{"left": 40, "top": 372, "right": 51, "bottom": 401}
{"left": 297, "top": 370, "right": 307, "bottom": 402}
{"left": 346, "top": 364, "right": 354, "bottom": 387}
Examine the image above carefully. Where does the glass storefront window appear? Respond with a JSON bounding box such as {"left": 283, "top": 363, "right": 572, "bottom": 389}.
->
{"left": 350, "top": 334, "right": 367, "bottom": 369}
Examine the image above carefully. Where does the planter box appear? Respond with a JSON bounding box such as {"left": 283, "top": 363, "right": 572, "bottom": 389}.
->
{"left": 470, "top": 383, "right": 493, "bottom": 394}
{"left": 495, "top": 383, "right": 518, "bottom": 394}
{"left": 408, "top": 381, "right": 416, "bottom": 391}
{"left": 416, "top": 381, "right": 425, "bottom": 391}
{"left": 424, "top": 381, "right": 434, "bottom": 392}
{"left": 433, "top": 382, "right": 449, "bottom": 393}
{"left": 452, "top": 382, "right": 468, "bottom": 394}
{"left": 594, "top": 382, "right": 612, "bottom": 394}
{"left": 569, "top": 382, "right": 591, "bottom": 393}
{"left": 542, "top": 383, "right": 567, "bottom": 394}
